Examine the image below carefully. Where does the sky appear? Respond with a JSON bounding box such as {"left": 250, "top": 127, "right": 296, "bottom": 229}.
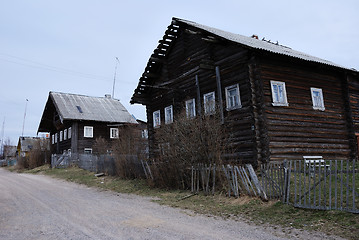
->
{"left": 0, "top": 0, "right": 358, "bottom": 146}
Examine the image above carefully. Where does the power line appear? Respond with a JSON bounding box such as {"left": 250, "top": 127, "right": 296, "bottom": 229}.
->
{"left": 0, "top": 53, "right": 137, "bottom": 86}
{"left": 0, "top": 53, "right": 111, "bottom": 81}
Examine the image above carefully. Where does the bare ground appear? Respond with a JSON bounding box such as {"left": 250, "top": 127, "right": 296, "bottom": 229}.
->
{"left": 0, "top": 168, "right": 344, "bottom": 240}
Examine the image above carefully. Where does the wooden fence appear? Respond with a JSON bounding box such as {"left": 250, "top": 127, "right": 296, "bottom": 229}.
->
{"left": 261, "top": 160, "right": 359, "bottom": 213}
{"left": 191, "top": 164, "right": 267, "bottom": 200}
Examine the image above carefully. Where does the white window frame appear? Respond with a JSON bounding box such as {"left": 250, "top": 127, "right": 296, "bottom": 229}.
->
{"left": 60, "top": 131, "right": 63, "bottom": 142}
{"left": 153, "top": 110, "right": 161, "bottom": 128}
{"left": 164, "top": 105, "right": 173, "bottom": 124}
{"left": 185, "top": 98, "right": 196, "bottom": 118}
{"left": 84, "top": 126, "right": 93, "bottom": 138}
{"left": 68, "top": 127, "right": 71, "bottom": 139}
{"left": 204, "top": 92, "right": 216, "bottom": 115}
{"left": 55, "top": 133, "right": 58, "bottom": 143}
{"left": 110, "top": 128, "right": 119, "bottom": 139}
{"left": 225, "top": 84, "right": 242, "bottom": 110}
{"left": 270, "top": 80, "right": 288, "bottom": 106}
{"left": 64, "top": 129, "right": 67, "bottom": 140}
{"left": 52, "top": 134, "right": 55, "bottom": 144}
{"left": 142, "top": 129, "right": 148, "bottom": 139}
{"left": 310, "top": 87, "right": 325, "bottom": 111}
{"left": 84, "top": 148, "right": 92, "bottom": 154}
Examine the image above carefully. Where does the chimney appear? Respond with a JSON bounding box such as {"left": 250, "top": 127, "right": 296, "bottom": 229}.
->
{"left": 251, "top": 34, "right": 259, "bottom": 39}
{"left": 105, "top": 94, "right": 112, "bottom": 99}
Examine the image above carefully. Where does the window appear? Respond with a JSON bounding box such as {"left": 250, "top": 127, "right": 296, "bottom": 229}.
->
{"left": 225, "top": 84, "right": 242, "bottom": 110}
{"left": 164, "top": 105, "right": 173, "bottom": 124}
{"left": 60, "top": 131, "right": 63, "bottom": 142}
{"left": 64, "top": 129, "right": 67, "bottom": 140}
{"left": 153, "top": 110, "right": 161, "bottom": 128}
{"left": 68, "top": 127, "right": 71, "bottom": 139}
{"left": 55, "top": 133, "right": 58, "bottom": 143}
{"left": 84, "top": 126, "right": 93, "bottom": 138}
{"left": 52, "top": 134, "right": 55, "bottom": 144}
{"left": 185, "top": 99, "right": 196, "bottom": 118}
{"left": 84, "top": 148, "right": 92, "bottom": 154}
{"left": 68, "top": 149, "right": 71, "bottom": 156}
{"left": 142, "top": 129, "right": 148, "bottom": 139}
{"left": 110, "top": 128, "right": 119, "bottom": 139}
{"left": 204, "top": 92, "right": 216, "bottom": 114}
{"left": 270, "top": 81, "right": 288, "bottom": 106}
{"left": 311, "top": 87, "right": 325, "bottom": 111}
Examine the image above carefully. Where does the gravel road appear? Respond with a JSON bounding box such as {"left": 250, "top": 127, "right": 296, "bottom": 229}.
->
{"left": 0, "top": 168, "right": 343, "bottom": 240}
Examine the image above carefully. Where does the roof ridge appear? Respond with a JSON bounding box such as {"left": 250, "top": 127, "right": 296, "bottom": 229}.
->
{"left": 50, "top": 91, "right": 121, "bottom": 101}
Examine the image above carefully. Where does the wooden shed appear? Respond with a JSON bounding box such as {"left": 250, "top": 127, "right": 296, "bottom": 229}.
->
{"left": 131, "top": 17, "right": 359, "bottom": 165}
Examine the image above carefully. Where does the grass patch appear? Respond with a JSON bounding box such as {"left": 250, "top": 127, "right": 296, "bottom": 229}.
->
{"left": 22, "top": 165, "right": 359, "bottom": 240}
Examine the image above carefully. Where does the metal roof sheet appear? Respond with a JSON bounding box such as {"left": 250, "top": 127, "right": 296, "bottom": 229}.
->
{"left": 50, "top": 92, "right": 137, "bottom": 124}
{"left": 174, "top": 18, "right": 356, "bottom": 71}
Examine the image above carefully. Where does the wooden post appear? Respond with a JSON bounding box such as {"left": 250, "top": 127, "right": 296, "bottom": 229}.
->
{"left": 195, "top": 75, "right": 202, "bottom": 116}
{"left": 352, "top": 159, "right": 356, "bottom": 211}
{"left": 215, "top": 66, "right": 224, "bottom": 124}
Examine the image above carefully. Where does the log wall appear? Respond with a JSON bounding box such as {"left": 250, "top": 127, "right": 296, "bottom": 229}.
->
{"left": 146, "top": 26, "right": 257, "bottom": 165}
{"left": 259, "top": 56, "right": 352, "bottom": 161}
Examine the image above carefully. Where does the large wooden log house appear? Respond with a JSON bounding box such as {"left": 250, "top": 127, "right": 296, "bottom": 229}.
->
{"left": 131, "top": 17, "right": 359, "bottom": 165}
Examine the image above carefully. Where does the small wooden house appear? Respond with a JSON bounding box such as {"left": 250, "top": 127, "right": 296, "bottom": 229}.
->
{"left": 37, "top": 92, "right": 138, "bottom": 155}
{"left": 131, "top": 17, "right": 359, "bottom": 165}
{"left": 16, "top": 136, "right": 49, "bottom": 157}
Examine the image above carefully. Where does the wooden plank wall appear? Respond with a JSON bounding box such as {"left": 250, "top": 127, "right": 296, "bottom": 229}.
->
{"left": 260, "top": 57, "right": 351, "bottom": 161}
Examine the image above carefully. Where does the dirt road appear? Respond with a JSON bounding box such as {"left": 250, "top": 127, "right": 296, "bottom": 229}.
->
{"left": 0, "top": 168, "right": 341, "bottom": 240}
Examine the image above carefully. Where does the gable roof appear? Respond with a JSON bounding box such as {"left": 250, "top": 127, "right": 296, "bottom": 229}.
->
{"left": 38, "top": 92, "right": 137, "bottom": 132}
{"left": 17, "top": 137, "right": 49, "bottom": 152}
{"left": 131, "top": 17, "right": 357, "bottom": 104}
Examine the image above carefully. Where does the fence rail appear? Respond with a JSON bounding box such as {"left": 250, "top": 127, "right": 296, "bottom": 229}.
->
{"left": 51, "top": 152, "right": 358, "bottom": 213}
{"left": 261, "top": 159, "right": 358, "bottom": 213}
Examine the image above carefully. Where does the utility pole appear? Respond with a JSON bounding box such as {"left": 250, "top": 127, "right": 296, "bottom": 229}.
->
{"left": 112, "top": 57, "right": 120, "bottom": 99}
{"left": 21, "top": 99, "right": 28, "bottom": 137}
{"left": 0, "top": 117, "right": 4, "bottom": 158}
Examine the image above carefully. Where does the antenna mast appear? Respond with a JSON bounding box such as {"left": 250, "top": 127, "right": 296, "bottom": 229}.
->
{"left": 0, "top": 117, "right": 4, "bottom": 157}
{"left": 112, "top": 57, "right": 120, "bottom": 98}
{"left": 21, "top": 99, "right": 28, "bottom": 137}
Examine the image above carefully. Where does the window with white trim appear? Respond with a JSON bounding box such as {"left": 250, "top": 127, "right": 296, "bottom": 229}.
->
{"left": 204, "top": 92, "right": 215, "bottom": 114}
{"left": 185, "top": 98, "right": 196, "bottom": 118}
{"left": 52, "top": 134, "right": 55, "bottom": 144}
{"left": 64, "top": 129, "right": 67, "bottom": 140}
{"left": 311, "top": 87, "right": 325, "bottom": 111}
{"left": 60, "top": 131, "right": 63, "bottom": 142}
{"left": 55, "top": 133, "right": 58, "bottom": 143}
{"left": 84, "top": 148, "right": 92, "bottom": 154}
{"left": 68, "top": 127, "right": 71, "bottom": 139}
{"left": 110, "top": 128, "right": 119, "bottom": 139}
{"left": 225, "top": 84, "right": 242, "bottom": 110}
{"left": 270, "top": 81, "right": 288, "bottom": 106}
{"left": 142, "top": 129, "right": 148, "bottom": 139}
{"left": 153, "top": 110, "right": 161, "bottom": 128}
{"left": 84, "top": 126, "right": 93, "bottom": 138}
{"left": 164, "top": 105, "right": 173, "bottom": 124}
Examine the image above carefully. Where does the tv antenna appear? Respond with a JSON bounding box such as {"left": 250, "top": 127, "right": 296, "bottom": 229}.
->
{"left": 112, "top": 57, "right": 120, "bottom": 99}
{"left": 21, "top": 99, "right": 28, "bottom": 137}
{"left": 0, "top": 117, "right": 4, "bottom": 156}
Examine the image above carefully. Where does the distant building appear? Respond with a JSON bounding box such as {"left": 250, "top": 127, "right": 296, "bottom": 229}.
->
{"left": 4, "top": 145, "right": 16, "bottom": 159}
{"left": 37, "top": 92, "right": 138, "bottom": 155}
{"left": 17, "top": 136, "right": 49, "bottom": 158}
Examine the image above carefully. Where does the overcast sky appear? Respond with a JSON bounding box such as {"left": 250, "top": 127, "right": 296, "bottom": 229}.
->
{"left": 0, "top": 0, "right": 358, "bottom": 145}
